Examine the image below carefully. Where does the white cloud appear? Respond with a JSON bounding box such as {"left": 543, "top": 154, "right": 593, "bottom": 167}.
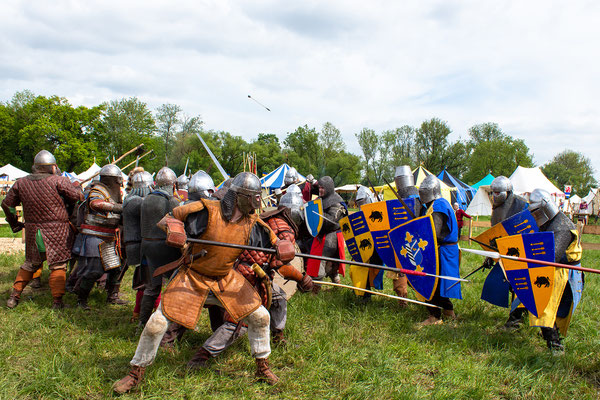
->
{"left": 1, "top": 0, "right": 599, "bottom": 179}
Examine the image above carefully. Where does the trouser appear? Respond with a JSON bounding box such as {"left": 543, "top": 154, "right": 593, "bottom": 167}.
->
{"left": 13, "top": 262, "right": 67, "bottom": 300}
{"left": 138, "top": 270, "right": 163, "bottom": 326}
{"left": 76, "top": 256, "right": 121, "bottom": 297}
{"left": 203, "top": 283, "right": 286, "bottom": 357}
{"left": 130, "top": 292, "right": 271, "bottom": 367}
{"left": 427, "top": 285, "right": 454, "bottom": 319}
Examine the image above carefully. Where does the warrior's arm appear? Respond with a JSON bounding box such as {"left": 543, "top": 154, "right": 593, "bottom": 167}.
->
{"left": 553, "top": 228, "right": 576, "bottom": 263}
{"left": 1, "top": 186, "right": 23, "bottom": 232}
{"left": 321, "top": 203, "right": 346, "bottom": 232}
{"left": 89, "top": 189, "right": 122, "bottom": 213}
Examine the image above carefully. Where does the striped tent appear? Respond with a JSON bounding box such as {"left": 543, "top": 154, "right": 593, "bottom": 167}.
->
{"left": 437, "top": 169, "right": 477, "bottom": 210}
{"left": 259, "top": 163, "right": 306, "bottom": 189}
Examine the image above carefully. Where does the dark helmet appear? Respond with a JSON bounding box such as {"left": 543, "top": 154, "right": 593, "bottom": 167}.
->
{"left": 99, "top": 164, "right": 123, "bottom": 185}
{"left": 231, "top": 172, "right": 262, "bottom": 214}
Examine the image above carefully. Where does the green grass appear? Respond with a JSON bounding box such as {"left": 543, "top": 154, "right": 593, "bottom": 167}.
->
{"left": 1, "top": 246, "right": 600, "bottom": 399}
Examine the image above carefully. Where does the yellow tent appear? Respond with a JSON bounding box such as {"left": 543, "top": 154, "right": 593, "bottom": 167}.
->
{"left": 374, "top": 166, "right": 455, "bottom": 203}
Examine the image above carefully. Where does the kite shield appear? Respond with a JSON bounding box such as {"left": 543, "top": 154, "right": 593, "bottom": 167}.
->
{"left": 389, "top": 215, "right": 439, "bottom": 301}
{"left": 496, "top": 232, "right": 555, "bottom": 318}
{"left": 304, "top": 198, "right": 324, "bottom": 237}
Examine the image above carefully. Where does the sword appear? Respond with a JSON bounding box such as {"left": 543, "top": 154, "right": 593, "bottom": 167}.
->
{"left": 446, "top": 262, "right": 488, "bottom": 291}
{"left": 460, "top": 247, "right": 599, "bottom": 274}
{"left": 185, "top": 238, "right": 468, "bottom": 282}
{"left": 311, "top": 210, "right": 337, "bottom": 224}
{"left": 313, "top": 281, "right": 442, "bottom": 309}
{"left": 193, "top": 131, "right": 229, "bottom": 181}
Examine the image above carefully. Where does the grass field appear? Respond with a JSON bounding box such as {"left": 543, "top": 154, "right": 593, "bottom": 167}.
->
{"left": 1, "top": 244, "right": 600, "bottom": 399}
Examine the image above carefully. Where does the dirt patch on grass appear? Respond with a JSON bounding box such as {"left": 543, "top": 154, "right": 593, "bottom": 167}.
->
{"left": 0, "top": 237, "right": 25, "bottom": 254}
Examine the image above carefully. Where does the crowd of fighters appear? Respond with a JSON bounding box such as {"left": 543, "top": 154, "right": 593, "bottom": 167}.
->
{"left": 0, "top": 150, "right": 583, "bottom": 393}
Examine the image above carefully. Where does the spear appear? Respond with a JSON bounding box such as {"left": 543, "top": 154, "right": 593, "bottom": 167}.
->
{"left": 81, "top": 144, "right": 146, "bottom": 183}
{"left": 382, "top": 177, "right": 416, "bottom": 219}
{"left": 313, "top": 281, "right": 442, "bottom": 308}
{"left": 461, "top": 247, "right": 600, "bottom": 275}
{"left": 185, "top": 238, "right": 468, "bottom": 282}
{"left": 121, "top": 150, "right": 155, "bottom": 172}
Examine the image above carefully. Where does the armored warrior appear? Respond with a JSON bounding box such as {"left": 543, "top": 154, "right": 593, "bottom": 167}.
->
{"left": 418, "top": 175, "right": 461, "bottom": 325}
{"left": 391, "top": 165, "right": 423, "bottom": 305}
{"left": 188, "top": 170, "right": 216, "bottom": 201}
{"left": 3, "top": 150, "right": 83, "bottom": 309}
{"left": 485, "top": 176, "right": 529, "bottom": 328}
{"left": 305, "top": 176, "right": 348, "bottom": 290}
{"left": 528, "top": 189, "right": 584, "bottom": 353}
{"left": 73, "top": 164, "right": 125, "bottom": 309}
{"left": 123, "top": 171, "right": 155, "bottom": 320}
{"left": 186, "top": 194, "right": 313, "bottom": 368}
{"left": 175, "top": 174, "right": 189, "bottom": 202}
{"left": 112, "top": 172, "right": 295, "bottom": 393}
{"left": 137, "top": 167, "right": 181, "bottom": 327}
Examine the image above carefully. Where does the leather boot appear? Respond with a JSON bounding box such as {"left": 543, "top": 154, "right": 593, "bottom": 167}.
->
{"left": 76, "top": 288, "right": 91, "bottom": 311}
{"left": 113, "top": 365, "right": 145, "bottom": 394}
{"left": 255, "top": 358, "right": 279, "bottom": 385}
{"left": 6, "top": 289, "right": 21, "bottom": 309}
{"left": 107, "top": 284, "right": 129, "bottom": 305}
{"left": 393, "top": 274, "right": 408, "bottom": 307}
{"left": 29, "top": 277, "right": 42, "bottom": 289}
{"left": 52, "top": 299, "right": 65, "bottom": 310}
{"left": 187, "top": 347, "right": 212, "bottom": 369}
{"left": 272, "top": 329, "right": 287, "bottom": 347}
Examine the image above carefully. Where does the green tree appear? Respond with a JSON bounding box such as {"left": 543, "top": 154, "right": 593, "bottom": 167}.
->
{"left": 355, "top": 127, "right": 383, "bottom": 183}
{"left": 462, "top": 123, "right": 534, "bottom": 184}
{"left": 283, "top": 125, "right": 321, "bottom": 176}
{"left": 156, "top": 103, "right": 182, "bottom": 165}
{"left": 415, "top": 118, "right": 452, "bottom": 174}
{"left": 542, "top": 150, "right": 597, "bottom": 196}
{"left": 249, "top": 133, "right": 284, "bottom": 175}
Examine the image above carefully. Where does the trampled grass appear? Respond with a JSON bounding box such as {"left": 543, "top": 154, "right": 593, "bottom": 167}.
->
{"left": 1, "top": 245, "right": 600, "bottom": 399}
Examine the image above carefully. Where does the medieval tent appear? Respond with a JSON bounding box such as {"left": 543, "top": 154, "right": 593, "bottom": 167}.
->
{"left": 76, "top": 162, "right": 101, "bottom": 182}
{"left": 465, "top": 185, "right": 493, "bottom": 216}
{"left": 509, "top": 166, "right": 564, "bottom": 198}
{"left": 437, "top": 169, "right": 477, "bottom": 210}
{"left": 259, "top": 163, "right": 306, "bottom": 189}
{"left": 0, "top": 164, "right": 29, "bottom": 181}
{"left": 376, "top": 166, "right": 455, "bottom": 203}
{"left": 471, "top": 173, "right": 495, "bottom": 190}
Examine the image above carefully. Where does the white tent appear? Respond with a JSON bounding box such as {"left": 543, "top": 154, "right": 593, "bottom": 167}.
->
{"left": 335, "top": 184, "right": 360, "bottom": 192}
{"left": 0, "top": 164, "right": 29, "bottom": 180}
{"left": 465, "top": 185, "right": 493, "bottom": 216}
{"left": 509, "top": 166, "right": 564, "bottom": 198}
{"left": 77, "top": 162, "right": 101, "bottom": 182}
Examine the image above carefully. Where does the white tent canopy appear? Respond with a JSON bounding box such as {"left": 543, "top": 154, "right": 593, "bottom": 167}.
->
{"left": 76, "top": 162, "right": 101, "bottom": 182}
{"left": 259, "top": 163, "right": 306, "bottom": 189}
{"left": 0, "top": 164, "right": 29, "bottom": 180}
{"left": 509, "top": 166, "right": 564, "bottom": 197}
{"left": 335, "top": 184, "right": 360, "bottom": 192}
{"left": 465, "top": 185, "right": 493, "bottom": 216}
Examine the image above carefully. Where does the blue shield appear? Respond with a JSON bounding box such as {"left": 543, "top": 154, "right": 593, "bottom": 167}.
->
{"left": 388, "top": 215, "right": 439, "bottom": 300}
{"left": 304, "top": 198, "right": 324, "bottom": 237}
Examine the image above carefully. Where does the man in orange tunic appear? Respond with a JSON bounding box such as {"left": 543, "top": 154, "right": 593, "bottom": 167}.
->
{"left": 113, "top": 172, "right": 295, "bottom": 394}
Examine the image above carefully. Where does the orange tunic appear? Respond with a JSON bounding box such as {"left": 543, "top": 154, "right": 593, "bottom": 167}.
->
{"left": 161, "top": 199, "right": 278, "bottom": 329}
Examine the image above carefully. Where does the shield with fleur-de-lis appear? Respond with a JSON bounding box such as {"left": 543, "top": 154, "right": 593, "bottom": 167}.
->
{"left": 388, "top": 215, "right": 439, "bottom": 300}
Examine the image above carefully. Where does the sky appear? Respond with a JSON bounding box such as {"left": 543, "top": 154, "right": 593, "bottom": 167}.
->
{"left": 1, "top": 0, "right": 599, "bottom": 183}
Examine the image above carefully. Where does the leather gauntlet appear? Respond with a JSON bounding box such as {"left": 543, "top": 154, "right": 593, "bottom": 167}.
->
{"left": 158, "top": 214, "right": 187, "bottom": 248}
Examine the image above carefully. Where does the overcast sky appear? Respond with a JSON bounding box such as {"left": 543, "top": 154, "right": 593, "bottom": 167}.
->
{"left": 1, "top": 1, "right": 599, "bottom": 182}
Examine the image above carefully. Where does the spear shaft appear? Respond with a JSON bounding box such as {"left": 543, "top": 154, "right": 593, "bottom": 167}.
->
{"left": 313, "top": 281, "right": 442, "bottom": 308}
{"left": 186, "top": 238, "right": 468, "bottom": 282}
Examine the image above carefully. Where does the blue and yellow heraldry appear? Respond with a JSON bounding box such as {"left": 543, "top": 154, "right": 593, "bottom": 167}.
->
{"left": 304, "top": 198, "right": 324, "bottom": 237}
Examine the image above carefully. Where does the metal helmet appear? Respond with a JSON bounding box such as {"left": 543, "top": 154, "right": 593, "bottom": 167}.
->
{"left": 284, "top": 167, "right": 298, "bottom": 185}
{"left": 231, "top": 172, "right": 262, "bottom": 213}
{"left": 355, "top": 185, "right": 375, "bottom": 206}
{"left": 100, "top": 164, "right": 122, "bottom": 179}
{"left": 394, "top": 165, "right": 414, "bottom": 189}
{"left": 306, "top": 174, "right": 316, "bottom": 184}
{"left": 490, "top": 176, "right": 513, "bottom": 207}
{"left": 155, "top": 167, "right": 177, "bottom": 190}
{"left": 279, "top": 191, "right": 304, "bottom": 225}
{"left": 528, "top": 188, "right": 559, "bottom": 226}
{"left": 132, "top": 171, "right": 154, "bottom": 189}
{"left": 34, "top": 150, "right": 57, "bottom": 166}
{"left": 419, "top": 175, "right": 442, "bottom": 204}
{"left": 188, "top": 170, "right": 215, "bottom": 200}
{"left": 176, "top": 174, "right": 189, "bottom": 190}
{"left": 286, "top": 184, "right": 302, "bottom": 195}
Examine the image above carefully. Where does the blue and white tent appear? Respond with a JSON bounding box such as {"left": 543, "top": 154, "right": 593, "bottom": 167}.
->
{"left": 259, "top": 163, "right": 305, "bottom": 189}
{"left": 61, "top": 171, "right": 79, "bottom": 182}
{"left": 437, "top": 169, "right": 477, "bottom": 210}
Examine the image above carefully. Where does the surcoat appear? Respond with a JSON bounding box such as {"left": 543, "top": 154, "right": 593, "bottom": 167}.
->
{"left": 161, "top": 199, "right": 278, "bottom": 329}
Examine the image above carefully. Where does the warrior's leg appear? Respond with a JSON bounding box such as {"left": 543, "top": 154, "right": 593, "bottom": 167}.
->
{"left": 392, "top": 273, "right": 408, "bottom": 307}
{"left": 243, "top": 305, "right": 279, "bottom": 384}
{"left": 7, "top": 263, "right": 38, "bottom": 309}
{"left": 105, "top": 267, "right": 128, "bottom": 305}
{"left": 113, "top": 306, "right": 169, "bottom": 394}
{"left": 188, "top": 321, "right": 247, "bottom": 369}
{"left": 48, "top": 262, "right": 67, "bottom": 309}
{"left": 541, "top": 325, "right": 564, "bottom": 353}
{"left": 76, "top": 257, "right": 104, "bottom": 309}
{"left": 269, "top": 284, "right": 287, "bottom": 345}
{"left": 138, "top": 273, "right": 162, "bottom": 327}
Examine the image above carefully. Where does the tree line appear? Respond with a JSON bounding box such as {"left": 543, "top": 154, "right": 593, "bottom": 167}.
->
{"left": 0, "top": 90, "right": 596, "bottom": 195}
